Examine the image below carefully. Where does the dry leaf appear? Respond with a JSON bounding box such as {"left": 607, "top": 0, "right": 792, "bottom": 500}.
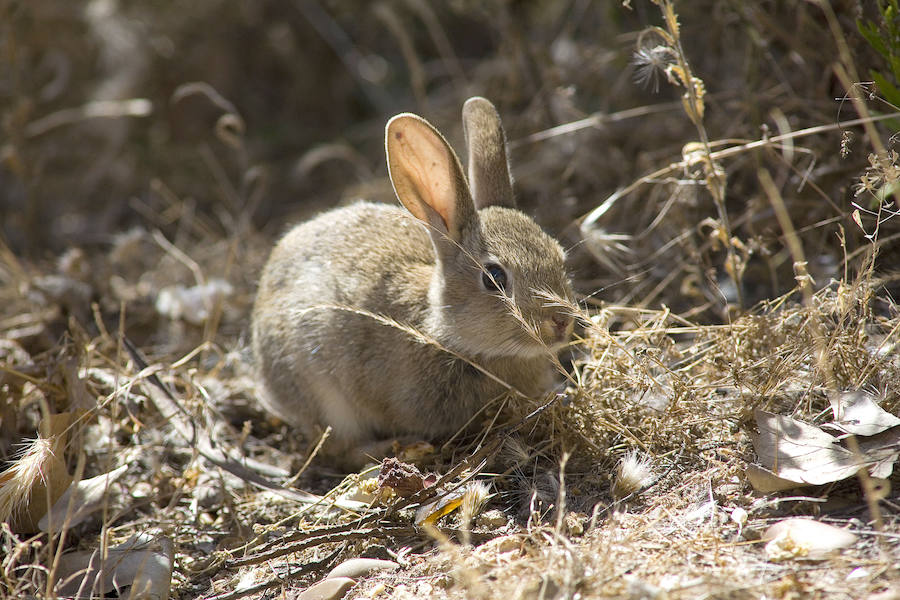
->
{"left": 751, "top": 409, "right": 900, "bottom": 489}
{"left": 326, "top": 557, "right": 398, "bottom": 579}
{"left": 752, "top": 410, "right": 862, "bottom": 485}
{"left": 39, "top": 464, "right": 129, "bottom": 532}
{"left": 55, "top": 533, "right": 173, "bottom": 600}
{"left": 763, "top": 518, "right": 857, "bottom": 561}
{"left": 857, "top": 427, "right": 900, "bottom": 479}
{"left": 745, "top": 464, "right": 803, "bottom": 493}
{"left": 826, "top": 392, "right": 900, "bottom": 437}
{"left": 296, "top": 577, "right": 355, "bottom": 600}
{"left": 852, "top": 208, "right": 864, "bottom": 231}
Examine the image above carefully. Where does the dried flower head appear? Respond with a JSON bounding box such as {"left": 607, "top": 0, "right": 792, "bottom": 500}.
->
{"left": 612, "top": 451, "right": 655, "bottom": 500}
{"left": 459, "top": 480, "right": 493, "bottom": 529}
{"left": 632, "top": 44, "right": 674, "bottom": 93}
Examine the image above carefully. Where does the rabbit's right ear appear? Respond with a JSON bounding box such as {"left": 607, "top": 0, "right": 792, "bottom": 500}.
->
{"left": 386, "top": 114, "right": 476, "bottom": 243}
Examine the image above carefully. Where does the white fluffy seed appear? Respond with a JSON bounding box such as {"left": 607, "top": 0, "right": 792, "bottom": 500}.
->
{"left": 612, "top": 451, "right": 655, "bottom": 499}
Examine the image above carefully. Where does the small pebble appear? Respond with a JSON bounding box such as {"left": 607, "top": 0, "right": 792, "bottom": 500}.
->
{"left": 476, "top": 508, "right": 508, "bottom": 529}
{"left": 564, "top": 512, "right": 586, "bottom": 536}
{"left": 326, "top": 558, "right": 398, "bottom": 580}
{"left": 475, "top": 534, "right": 521, "bottom": 556}
{"left": 297, "top": 577, "right": 355, "bottom": 600}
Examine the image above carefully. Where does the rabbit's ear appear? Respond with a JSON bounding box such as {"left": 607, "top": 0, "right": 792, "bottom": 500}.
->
{"left": 386, "top": 114, "right": 475, "bottom": 242}
{"left": 462, "top": 97, "right": 515, "bottom": 210}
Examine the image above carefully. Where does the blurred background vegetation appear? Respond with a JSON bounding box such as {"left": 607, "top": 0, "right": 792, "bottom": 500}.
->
{"left": 1, "top": 0, "right": 897, "bottom": 322}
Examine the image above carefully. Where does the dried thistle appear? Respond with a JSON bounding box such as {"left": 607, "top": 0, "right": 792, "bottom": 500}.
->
{"left": 632, "top": 43, "right": 674, "bottom": 93}
{"left": 612, "top": 451, "right": 655, "bottom": 500}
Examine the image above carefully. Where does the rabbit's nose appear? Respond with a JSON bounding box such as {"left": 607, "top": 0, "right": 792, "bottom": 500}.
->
{"left": 550, "top": 315, "right": 572, "bottom": 340}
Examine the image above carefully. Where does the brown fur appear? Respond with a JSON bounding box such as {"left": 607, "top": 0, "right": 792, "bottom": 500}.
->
{"left": 251, "top": 97, "right": 573, "bottom": 469}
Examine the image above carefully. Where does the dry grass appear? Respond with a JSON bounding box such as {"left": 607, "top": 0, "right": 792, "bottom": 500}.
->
{"left": 2, "top": 1, "right": 900, "bottom": 599}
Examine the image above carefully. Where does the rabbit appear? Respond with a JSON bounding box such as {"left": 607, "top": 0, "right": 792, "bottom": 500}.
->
{"left": 251, "top": 97, "right": 574, "bottom": 469}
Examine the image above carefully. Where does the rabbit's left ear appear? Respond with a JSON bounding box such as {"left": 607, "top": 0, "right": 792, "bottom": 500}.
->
{"left": 386, "top": 113, "right": 476, "bottom": 243}
{"left": 462, "top": 97, "right": 516, "bottom": 210}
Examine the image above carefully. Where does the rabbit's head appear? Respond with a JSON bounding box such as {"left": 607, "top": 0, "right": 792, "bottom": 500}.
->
{"left": 386, "top": 97, "right": 573, "bottom": 361}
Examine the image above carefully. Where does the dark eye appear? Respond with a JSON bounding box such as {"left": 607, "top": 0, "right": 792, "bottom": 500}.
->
{"left": 481, "top": 263, "right": 508, "bottom": 292}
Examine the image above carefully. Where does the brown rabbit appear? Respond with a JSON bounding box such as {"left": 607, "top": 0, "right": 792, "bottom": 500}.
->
{"left": 251, "top": 97, "right": 573, "bottom": 468}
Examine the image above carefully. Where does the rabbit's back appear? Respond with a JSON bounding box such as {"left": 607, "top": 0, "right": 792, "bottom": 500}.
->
{"left": 261, "top": 202, "right": 433, "bottom": 304}
{"left": 251, "top": 202, "right": 479, "bottom": 453}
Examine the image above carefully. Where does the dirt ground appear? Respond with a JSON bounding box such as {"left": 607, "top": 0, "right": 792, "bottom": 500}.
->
{"left": 2, "top": 1, "right": 900, "bottom": 599}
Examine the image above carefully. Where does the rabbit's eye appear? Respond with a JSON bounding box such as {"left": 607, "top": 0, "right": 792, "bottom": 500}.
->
{"left": 482, "top": 263, "right": 508, "bottom": 293}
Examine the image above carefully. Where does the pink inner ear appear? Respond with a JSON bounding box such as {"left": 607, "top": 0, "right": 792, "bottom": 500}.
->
{"left": 388, "top": 118, "right": 457, "bottom": 232}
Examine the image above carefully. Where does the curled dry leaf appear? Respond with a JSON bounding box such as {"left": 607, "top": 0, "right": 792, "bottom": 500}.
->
{"left": 326, "top": 557, "right": 398, "bottom": 580}
{"left": 296, "top": 576, "right": 355, "bottom": 600}
{"left": 826, "top": 391, "right": 900, "bottom": 437}
{"left": 55, "top": 533, "right": 173, "bottom": 600}
{"left": 39, "top": 464, "right": 129, "bottom": 532}
{"left": 857, "top": 427, "right": 900, "bottom": 479}
{"left": 745, "top": 464, "right": 806, "bottom": 493}
{"left": 751, "top": 410, "right": 863, "bottom": 486}
{"left": 750, "top": 409, "right": 900, "bottom": 491}
{"left": 763, "top": 518, "right": 857, "bottom": 561}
